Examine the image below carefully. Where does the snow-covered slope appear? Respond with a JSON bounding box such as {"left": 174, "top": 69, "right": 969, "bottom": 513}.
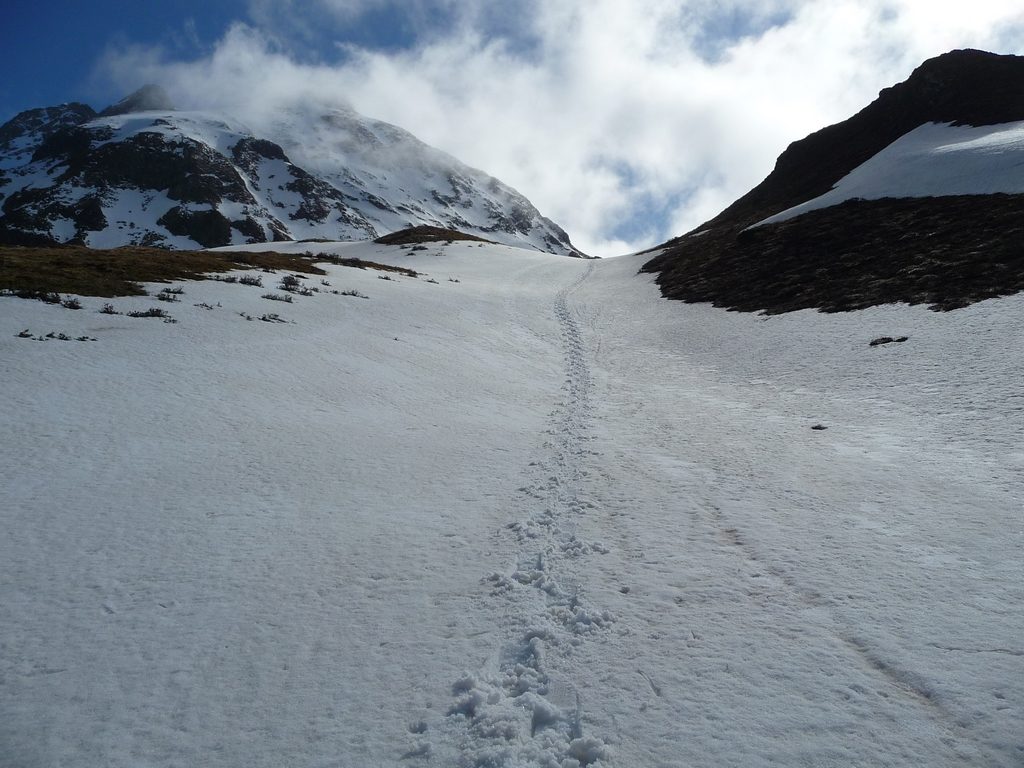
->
{"left": 265, "top": 104, "right": 576, "bottom": 253}
{"left": 756, "top": 120, "right": 1024, "bottom": 225}
{"left": 0, "top": 91, "right": 580, "bottom": 255}
{"left": 2, "top": 241, "right": 1022, "bottom": 766}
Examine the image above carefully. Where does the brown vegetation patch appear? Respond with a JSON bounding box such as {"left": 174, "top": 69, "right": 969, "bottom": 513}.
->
{"left": 641, "top": 194, "right": 1024, "bottom": 313}
{"left": 0, "top": 244, "right": 326, "bottom": 298}
{"left": 311, "top": 252, "right": 419, "bottom": 278}
{"left": 374, "top": 225, "right": 493, "bottom": 246}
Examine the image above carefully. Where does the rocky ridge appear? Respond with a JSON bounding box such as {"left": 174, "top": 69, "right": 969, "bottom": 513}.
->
{"left": 643, "top": 49, "right": 1024, "bottom": 312}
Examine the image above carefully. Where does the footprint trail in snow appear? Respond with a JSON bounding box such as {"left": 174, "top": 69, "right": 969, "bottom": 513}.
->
{"left": 435, "top": 262, "right": 614, "bottom": 767}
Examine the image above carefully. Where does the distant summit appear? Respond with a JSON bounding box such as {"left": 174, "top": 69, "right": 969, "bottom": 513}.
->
{"left": 0, "top": 87, "right": 582, "bottom": 255}
{"left": 99, "top": 85, "right": 176, "bottom": 117}
{"left": 643, "top": 49, "right": 1024, "bottom": 313}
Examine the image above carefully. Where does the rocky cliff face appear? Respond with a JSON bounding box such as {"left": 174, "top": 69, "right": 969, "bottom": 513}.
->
{"left": 643, "top": 49, "right": 1024, "bottom": 312}
{"left": 0, "top": 89, "right": 583, "bottom": 256}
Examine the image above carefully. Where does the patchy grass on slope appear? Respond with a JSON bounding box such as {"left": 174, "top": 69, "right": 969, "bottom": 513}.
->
{"left": 0, "top": 245, "right": 328, "bottom": 298}
{"left": 312, "top": 253, "right": 419, "bottom": 278}
{"left": 643, "top": 194, "right": 1024, "bottom": 313}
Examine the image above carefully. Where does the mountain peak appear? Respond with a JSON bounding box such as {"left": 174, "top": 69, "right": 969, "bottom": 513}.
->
{"left": 99, "top": 85, "right": 175, "bottom": 117}
{"left": 0, "top": 93, "right": 579, "bottom": 255}
{"left": 877, "top": 48, "right": 1024, "bottom": 128}
{"left": 686, "top": 49, "right": 1024, "bottom": 233}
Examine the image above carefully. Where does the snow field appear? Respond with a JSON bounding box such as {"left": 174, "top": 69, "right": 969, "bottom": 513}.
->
{"left": 1, "top": 242, "right": 587, "bottom": 766}
{"left": 2, "top": 239, "right": 1022, "bottom": 766}
{"left": 560, "top": 254, "right": 1023, "bottom": 765}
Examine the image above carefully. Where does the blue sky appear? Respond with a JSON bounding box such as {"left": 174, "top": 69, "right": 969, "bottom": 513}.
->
{"left": 5, "top": 1, "right": 1024, "bottom": 255}
{"left": 2, "top": 1, "right": 238, "bottom": 117}
{"left": 0, "top": 0, "right": 518, "bottom": 120}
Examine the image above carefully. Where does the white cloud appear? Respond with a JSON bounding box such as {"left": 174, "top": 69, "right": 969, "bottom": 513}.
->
{"left": 97, "top": 1, "right": 1024, "bottom": 256}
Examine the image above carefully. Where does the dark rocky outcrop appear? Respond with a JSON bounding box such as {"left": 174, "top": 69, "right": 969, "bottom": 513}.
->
{"left": 231, "top": 217, "right": 268, "bottom": 243}
{"left": 869, "top": 336, "right": 909, "bottom": 347}
{"left": 643, "top": 49, "right": 1024, "bottom": 312}
{"left": 83, "top": 133, "right": 253, "bottom": 205}
{"left": 157, "top": 207, "right": 233, "bottom": 248}
{"left": 71, "top": 195, "right": 107, "bottom": 233}
{"left": 285, "top": 165, "right": 366, "bottom": 230}
{"left": 0, "top": 103, "right": 96, "bottom": 148}
{"left": 32, "top": 125, "right": 99, "bottom": 171}
{"left": 2, "top": 186, "right": 57, "bottom": 230}
{"left": 231, "top": 137, "right": 289, "bottom": 178}
{"left": 2, "top": 123, "right": 259, "bottom": 246}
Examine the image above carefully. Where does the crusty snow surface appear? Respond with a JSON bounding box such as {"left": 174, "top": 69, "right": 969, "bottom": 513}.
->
{"left": 757, "top": 120, "right": 1024, "bottom": 226}
{"left": 1, "top": 241, "right": 1022, "bottom": 767}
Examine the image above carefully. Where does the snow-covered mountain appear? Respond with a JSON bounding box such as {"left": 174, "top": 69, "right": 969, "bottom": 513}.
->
{"left": 643, "top": 49, "right": 1024, "bottom": 312}
{"left": 0, "top": 86, "right": 582, "bottom": 256}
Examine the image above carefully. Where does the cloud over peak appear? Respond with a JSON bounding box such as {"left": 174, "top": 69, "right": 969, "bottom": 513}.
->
{"left": 96, "top": 1, "right": 1024, "bottom": 256}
